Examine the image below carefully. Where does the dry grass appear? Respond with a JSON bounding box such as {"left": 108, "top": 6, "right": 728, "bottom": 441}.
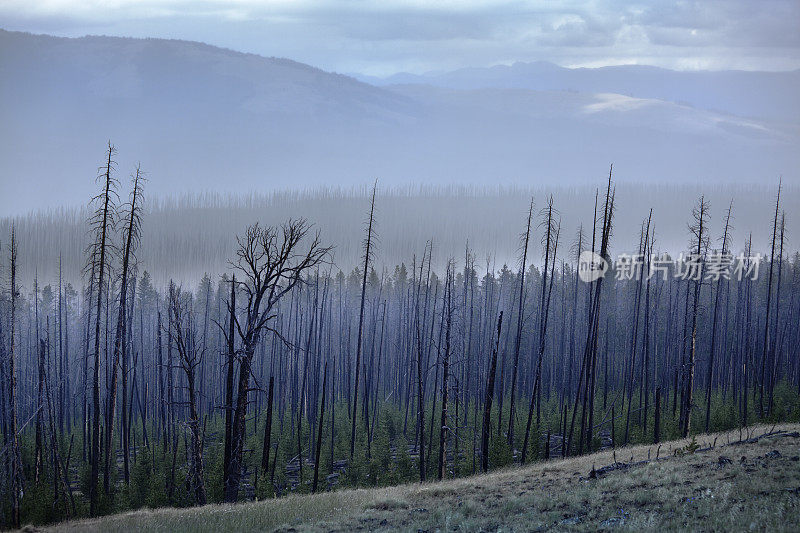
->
{"left": 33, "top": 424, "right": 800, "bottom": 532}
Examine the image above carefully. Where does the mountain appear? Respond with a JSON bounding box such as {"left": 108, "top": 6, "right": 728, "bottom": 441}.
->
{"left": 360, "top": 60, "right": 800, "bottom": 122}
{"left": 1, "top": 30, "right": 797, "bottom": 214}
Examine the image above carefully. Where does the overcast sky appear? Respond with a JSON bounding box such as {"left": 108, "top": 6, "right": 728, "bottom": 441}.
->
{"left": 1, "top": 0, "right": 799, "bottom": 75}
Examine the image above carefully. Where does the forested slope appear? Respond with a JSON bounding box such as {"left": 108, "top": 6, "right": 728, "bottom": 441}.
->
{"left": 37, "top": 424, "right": 800, "bottom": 532}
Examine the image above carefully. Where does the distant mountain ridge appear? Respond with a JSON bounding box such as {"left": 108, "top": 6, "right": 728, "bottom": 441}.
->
{"left": 356, "top": 60, "right": 800, "bottom": 121}
{"left": 1, "top": 29, "right": 797, "bottom": 215}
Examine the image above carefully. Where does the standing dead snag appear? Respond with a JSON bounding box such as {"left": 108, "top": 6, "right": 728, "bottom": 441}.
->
{"left": 567, "top": 167, "right": 615, "bottom": 456}
{"left": 522, "top": 197, "right": 560, "bottom": 462}
{"left": 481, "top": 311, "right": 503, "bottom": 473}
{"left": 223, "top": 275, "right": 236, "bottom": 487}
{"left": 260, "top": 375, "right": 274, "bottom": 476}
{"left": 767, "top": 212, "right": 785, "bottom": 415}
{"left": 224, "top": 219, "right": 330, "bottom": 502}
{"left": 624, "top": 211, "right": 651, "bottom": 445}
{"left": 312, "top": 360, "right": 328, "bottom": 493}
{"left": 414, "top": 242, "right": 432, "bottom": 481}
{"left": 351, "top": 182, "right": 377, "bottom": 460}
{"left": 438, "top": 261, "right": 455, "bottom": 480}
{"left": 507, "top": 198, "right": 534, "bottom": 447}
{"left": 680, "top": 196, "right": 709, "bottom": 437}
{"left": 8, "top": 225, "right": 22, "bottom": 528}
{"left": 104, "top": 165, "right": 144, "bottom": 494}
{"left": 86, "top": 142, "right": 118, "bottom": 516}
{"left": 705, "top": 200, "right": 733, "bottom": 432}
{"left": 759, "top": 182, "right": 781, "bottom": 418}
{"left": 169, "top": 284, "right": 207, "bottom": 505}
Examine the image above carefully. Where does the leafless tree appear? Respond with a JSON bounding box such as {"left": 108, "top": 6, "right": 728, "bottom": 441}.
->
{"left": 224, "top": 219, "right": 331, "bottom": 502}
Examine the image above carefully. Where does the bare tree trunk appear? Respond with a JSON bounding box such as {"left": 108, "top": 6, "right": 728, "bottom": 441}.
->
{"left": 681, "top": 196, "right": 708, "bottom": 437}
{"left": 481, "top": 311, "right": 503, "bottom": 473}
{"left": 8, "top": 226, "right": 22, "bottom": 528}
{"left": 759, "top": 183, "right": 781, "bottom": 418}
{"left": 223, "top": 275, "right": 236, "bottom": 488}
{"left": 522, "top": 197, "right": 560, "bottom": 462}
{"left": 437, "top": 265, "right": 454, "bottom": 480}
{"left": 624, "top": 212, "right": 650, "bottom": 444}
{"left": 312, "top": 361, "right": 328, "bottom": 493}
{"left": 705, "top": 201, "right": 733, "bottom": 431}
{"left": 261, "top": 376, "right": 274, "bottom": 476}
{"left": 90, "top": 143, "right": 116, "bottom": 516}
{"left": 507, "top": 198, "right": 534, "bottom": 446}
{"left": 225, "top": 221, "right": 330, "bottom": 502}
{"left": 170, "top": 286, "right": 207, "bottom": 505}
{"left": 767, "top": 213, "right": 785, "bottom": 415}
{"left": 414, "top": 244, "right": 431, "bottom": 481}
{"left": 653, "top": 387, "right": 661, "bottom": 444}
{"left": 104, "top": 168, "right": 143, "bottom": 493}
{"left": 350, "top": 183, "right": 377, "bottom": 460}
{"left": 157, "top": 311, "right": 166, "bottom": 450}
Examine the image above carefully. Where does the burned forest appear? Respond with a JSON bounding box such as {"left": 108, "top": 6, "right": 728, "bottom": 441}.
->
{"left": 0, "top": 146, "right": 797, "bottom": 529}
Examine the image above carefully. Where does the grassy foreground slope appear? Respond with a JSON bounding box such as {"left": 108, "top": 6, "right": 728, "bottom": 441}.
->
{"left": 35, "top": 424, "right": 800, "bottom": 532}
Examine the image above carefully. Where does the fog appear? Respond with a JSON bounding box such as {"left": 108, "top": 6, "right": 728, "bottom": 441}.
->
{"left": 1, "top": 30, "right": 798, "bottom": 218}
{"left": 2, "top": 183, "right": 795, "bottom": 288}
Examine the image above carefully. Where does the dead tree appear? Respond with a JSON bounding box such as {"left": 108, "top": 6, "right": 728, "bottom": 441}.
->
{"left": 522, "top": 197, "right": 560, "bottom": 462}
{"left": 624, "top": 211, "right": 651, "bottom": 444}
{"left": 767, "top": 212, "right": 785, "bottom": 415}
{"left": 223, "top": 275, "right": 236, "bottom": 487}
{"left": 680, "top": 196, "right": 709, "bottom": 437}
{"left": 704, "top": 200, "right": 733, "bottom": 431}
{"left": 350, "top": 182, "right": 377, "bottom": 460}
{"left": 8, "top": 225, "right": 22, "bottom": 528}
{"left": 654, "top": 387, "right": 662, "bottom": 444}
{"left": 759, "top": 183, "right": 781, "bottom": 417}
{"left": 481, "top": 311, "right": 503, "bottom": 472}
{"left": 507, "top": 198, "right": 534, "bottom": 446}
{"left": 87, "top": 142, "right": 118, "bottom": 516}
{"left": 437, "top": 263, "right": 455, "bottom": 480}
{"left": 224, "top": 220, "right": 330, "bottom": 502}
{"left": 104, "top": 165, "right": 143, "bottom": 493}
{"left": 414, "top": 243, "right": 432, "bottom": 481}
{"left": 157, "top": 310, "right": 166, "bottom": 450}
{"left": 312, "top": 360, "right": 328, "bottom": 493}
{"left": 567, "top": 168, "right": 615, "bottom": 455}
{"left": 260, "top": 375, "right": 274, "bottom": 476}
{"left": 35, "top": 312, "right": 45, "bottom": 484}
{"left": 641, "top": 230, "right": 655, "bottom": 433}
{"left": 170, "top": 284, "right": 207, "bottom": 505}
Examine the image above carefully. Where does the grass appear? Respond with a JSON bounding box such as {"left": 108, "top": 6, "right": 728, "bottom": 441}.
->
{"left": 30, "top": 423, "right": 800, "bottom": 532}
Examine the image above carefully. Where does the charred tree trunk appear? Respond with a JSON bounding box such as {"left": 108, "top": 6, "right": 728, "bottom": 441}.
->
{"left": 681, "top": 196, "right": 708, "bottom": 438}
{"left": 8, "top": 226, "right": 22, "bottom": 528}
{"left": 89, "top": 143, "right": 117, "bottom": 516}
{"left": 223, "top": 275, "right": 236, "bottom": 488}
{"left": 437, "top": 265, "right": 454, "bottom": 480}
{"left": 350, "top": 183, "right": 377, "bottom": 460}
{"left": 312, "top": 361, "right": 328, "bottom": 493}
{"left": 507, "top": 198, "right": 534, "bottom": 446}
{"left": 704, "top": 201, "right": 733, "bottom": 431}
{"left": 481, "top": 311, "right": 503, "bottom": 473}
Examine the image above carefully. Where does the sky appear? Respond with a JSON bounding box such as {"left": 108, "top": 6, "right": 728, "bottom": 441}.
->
{"left": 1, "top": 0, "right": 799, "bottom": 76}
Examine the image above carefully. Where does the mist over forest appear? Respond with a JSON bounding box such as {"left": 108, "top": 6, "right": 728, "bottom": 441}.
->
{"left": 1, "top": 11, "right": 799, "bottom": 531}
{"left": 2, "top": 182, "right": 796, "bottom": 287}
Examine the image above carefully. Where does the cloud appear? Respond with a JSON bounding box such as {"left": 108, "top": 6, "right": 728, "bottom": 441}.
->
{"left": 1, "top": 0, "right": 798, "bottom": 74}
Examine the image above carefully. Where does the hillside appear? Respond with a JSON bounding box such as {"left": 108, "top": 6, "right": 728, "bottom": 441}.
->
{"left": 36, "top": 424, "right": 800, "bottom": 532}
{"left": 2, "top": 30, "right": 799, "bottom": 215}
